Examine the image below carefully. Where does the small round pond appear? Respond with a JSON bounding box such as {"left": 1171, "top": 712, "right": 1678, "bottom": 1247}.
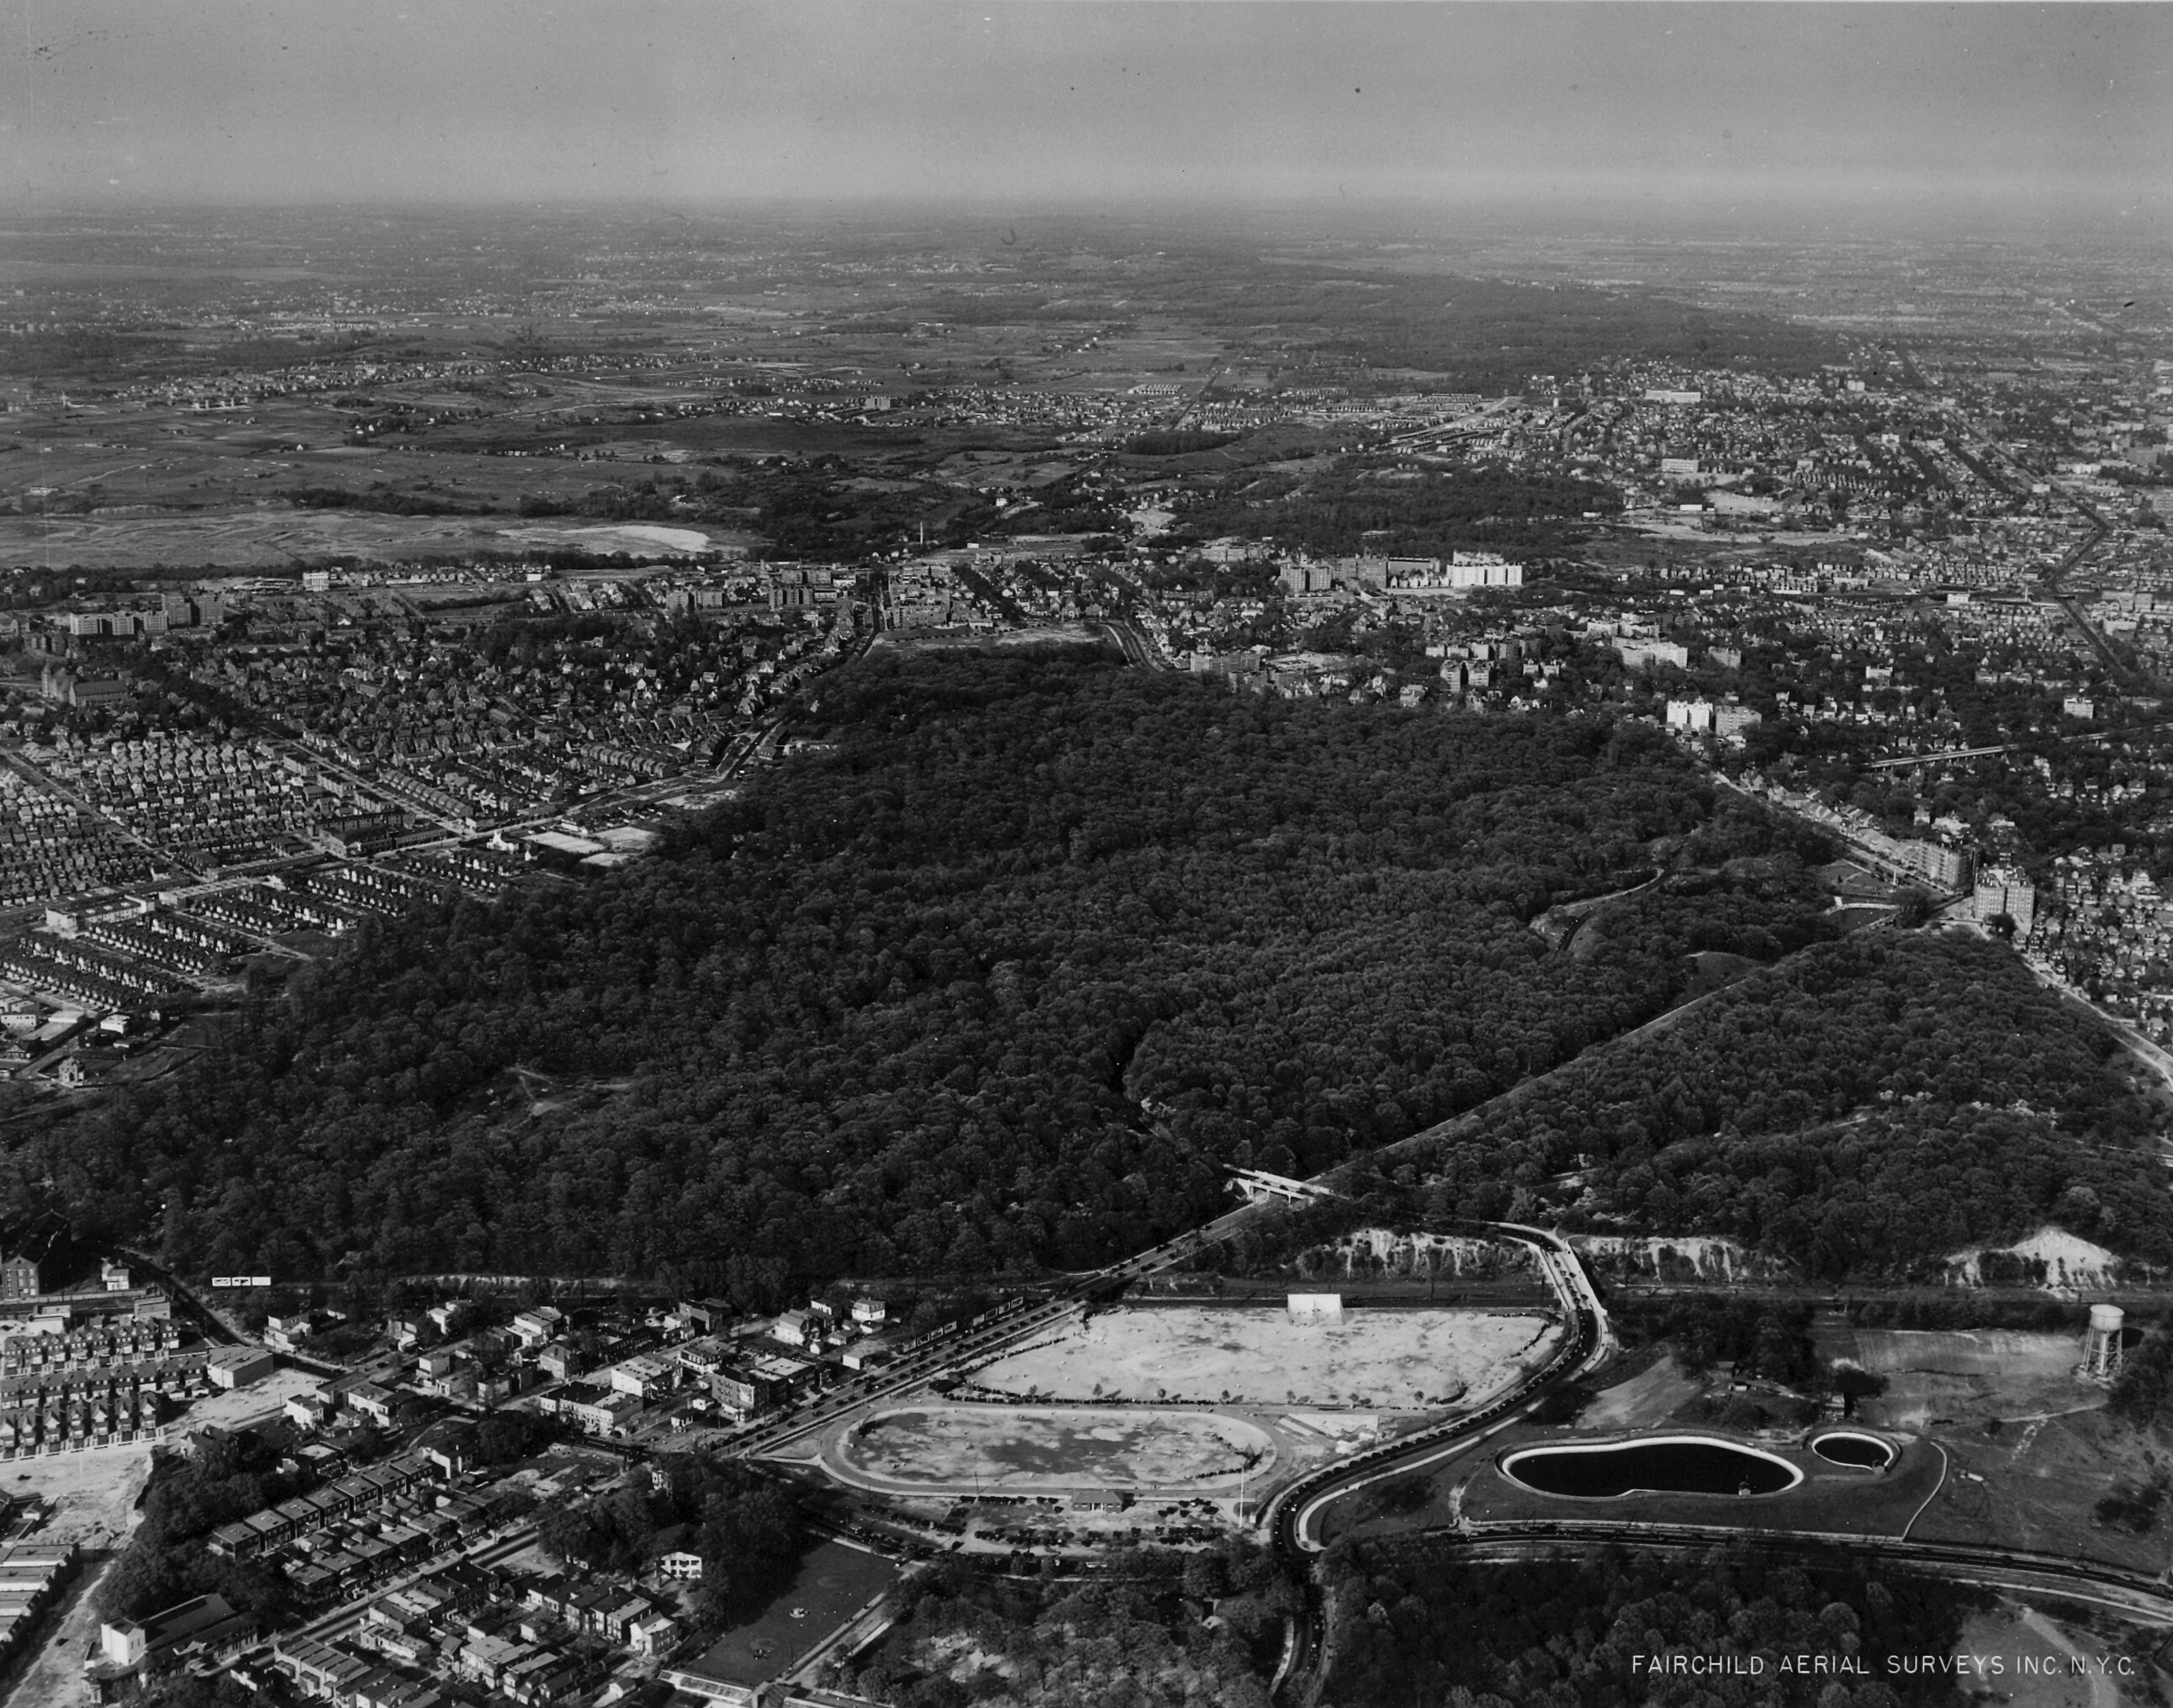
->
{"left": 1810, "top": 1431, "right": 1895, "bottom": 1470}
{"left": 1501, "top": 1436, "right": 1802, "bottom": 1499}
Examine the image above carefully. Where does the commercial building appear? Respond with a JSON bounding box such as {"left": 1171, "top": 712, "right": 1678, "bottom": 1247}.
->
{"left": 1665, "top": 698, "right": 1763, "bottom": 743}
{"left": 207, "top": 1346, "right": 278, "bottom": 1390}
{"left": 0, "top": 1252, "right": 41, "bottom": 1303}
{"left": 99, "top": 1592, "right": 255, "bottom": 1679}
{"left": 1973, "top": 866, "right": 2038, "bottom": 938}
{"left": 0, "top": 1543, "right": 76, "bottom": 1663}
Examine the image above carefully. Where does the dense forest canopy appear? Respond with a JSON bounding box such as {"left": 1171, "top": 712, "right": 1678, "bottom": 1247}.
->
{"left": 537, "top": 1451, "right": 806, "bottom": 1626}
{"left": 12, "top": 650, "right": 2156, "bottom": 1296}
{"left": 1165, "top": 459, "right": 1623, "bottom": 557}
{"left": 1420, "top": 932, "right": 2173, "bottom": 1275}
{"left": 851, "top": 1542, "right": 1298, "bottom": 1708}
{"left": 99, "top": 1430, "right": 301, "bottom": 1632}
{"left": 16, "top": 652, "right": 1840, "bottom": 1295}
{"left": 1320, "top": 1541, "right": 1974, "bottom": 1708}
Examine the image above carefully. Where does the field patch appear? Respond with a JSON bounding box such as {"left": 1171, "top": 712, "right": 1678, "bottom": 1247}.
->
{"left": 1911, "top": 1409, "right": 2168, "bottom": 1577}
{"left": 1578, "top": 1353, "right": 1702, "bottom": 1431}
{"left": 498, "top": 521, "right": 738, "bottom": 556}
{"left": 0, "top": 508, "right": 756, "bottom": 570}
{"left": 1816, "top": 1327, "right": 2089, "bottom": 1429}
{"left": 839, "top": 1404, "right": 1274, "bottom": 1492}
{"left": 680, "top": 1539, "right": 901, "bottom": 1690}
{"left": 965, "top": 1305, "right": 1557, "bottom": 1411}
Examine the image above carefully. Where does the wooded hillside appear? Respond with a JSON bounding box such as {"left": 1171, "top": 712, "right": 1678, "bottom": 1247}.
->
{"left": 1419, "top": 931, "right": 2173, "bottom": 1275}
{"left": 18, "top": 652, "right": 1834, "bottom": 1296}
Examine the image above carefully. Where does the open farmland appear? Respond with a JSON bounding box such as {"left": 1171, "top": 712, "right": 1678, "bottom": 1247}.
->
{"left": 0, "top": 509, "right": 754, "bottom": 572}
{"left": 838, "top": 1404, "right": 1275, "bottom": 1494}
{"left": 966, "top": 1305, "right": 1559, "bottom": 1411}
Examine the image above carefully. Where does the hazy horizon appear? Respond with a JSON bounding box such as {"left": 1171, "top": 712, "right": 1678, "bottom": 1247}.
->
{"left": 5, "top": 2, "right": 2169, "bottom": 236}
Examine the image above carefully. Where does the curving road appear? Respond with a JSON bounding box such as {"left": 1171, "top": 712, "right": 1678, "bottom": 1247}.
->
{"left": 1256, "top": 1215, "right": 2170, "bottom": 1698}
{"left": 1265, "top": 1221, "right": 1606, "bottom": 1560}
{"left": 734, "top": 1221, "right": 1243, "bottom": 1462}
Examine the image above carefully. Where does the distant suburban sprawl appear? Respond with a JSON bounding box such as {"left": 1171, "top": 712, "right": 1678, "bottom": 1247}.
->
{"left": 1, "top": 198, "right": 2173, "bottom": 1708}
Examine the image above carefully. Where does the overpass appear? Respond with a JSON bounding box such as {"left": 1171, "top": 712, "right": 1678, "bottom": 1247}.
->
{"left": 1860, "top": 715, "right": 2173, "bottom": 773}
{"left": 1383, "top": 399, "right": 1526, "bottom": 449}
{"left": 1224, "top": 1165, "right": 1337, "bottom": 1204}
{"left": 1863, "top": 740, "right": 2038, "bottom": 772}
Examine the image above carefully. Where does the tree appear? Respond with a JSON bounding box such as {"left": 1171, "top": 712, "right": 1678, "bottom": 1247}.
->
{"left": 1893, "top": 888, "right": 1937, "bottom": 928}
{"left": 537, "top": 1501, "right": 604, "bottom": 1569}
{"left": 697, "top": 1483, "right": 806, "bottom": 1619}
{"left": 99, "top": 1437, "right": 296, "bottom": 1629}
{"left": 1827, "top": 1365, "right": 1888, "bottom": 1414}
{"left": 26, "top": 652, "right": 2158, "bottom": 1303}
{"left": 1182, "top": 1547, "right": 1231, "bottom": 1601}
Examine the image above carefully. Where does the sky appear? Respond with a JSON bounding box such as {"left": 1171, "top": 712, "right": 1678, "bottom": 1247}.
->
{"left": 5, "top": 1, "right": 2170, "bottom": 225}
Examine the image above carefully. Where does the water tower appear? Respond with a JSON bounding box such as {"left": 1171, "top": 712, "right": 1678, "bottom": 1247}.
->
{"left": 2080, "top": 1303, "right": 2125, "bottom": 1384}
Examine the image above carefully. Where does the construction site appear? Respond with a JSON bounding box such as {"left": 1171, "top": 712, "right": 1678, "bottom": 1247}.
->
{"left": 962, "top": 1298, "right": 1562, "bottom": 1412}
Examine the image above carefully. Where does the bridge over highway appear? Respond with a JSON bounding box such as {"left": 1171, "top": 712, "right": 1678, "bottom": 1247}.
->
{"left": 1861, "top": 715, "right": 2173, "bottom": 772}
{"left": 1224, "top": 1164, "right": 1336, "bottom": 1204}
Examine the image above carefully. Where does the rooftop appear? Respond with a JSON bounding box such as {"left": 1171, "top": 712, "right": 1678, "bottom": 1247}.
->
{"left": 115, "top": 1590, "right": 250, "bottom": 1655}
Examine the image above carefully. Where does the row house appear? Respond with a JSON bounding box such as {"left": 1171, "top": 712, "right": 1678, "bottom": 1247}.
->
{"left": 206, "top": 1452, "right": 431, "bottom": 1559}
{"left": 521, "top": 1573, "right": 669, "bottom": 1647}
{"left": 0, "top": 1319, "right": 180, "bottom": 1375}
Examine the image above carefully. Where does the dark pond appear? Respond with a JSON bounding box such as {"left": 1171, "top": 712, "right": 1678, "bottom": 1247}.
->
{"left": 1503, "top": 1438, "right": 1799, "bottom": 1498}
{"left": 1811, "top": 1432, "right": 1894, "bottom": 1468}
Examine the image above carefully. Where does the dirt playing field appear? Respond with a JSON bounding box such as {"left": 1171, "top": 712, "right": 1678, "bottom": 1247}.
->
{"left": 967, "top": 1306, "right": 1558, "bottom": 1412}
{"left": 840, "top": 1405, "right": 1275, "bottom": 1493}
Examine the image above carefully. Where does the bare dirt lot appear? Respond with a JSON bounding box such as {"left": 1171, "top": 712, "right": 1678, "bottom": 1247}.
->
{"left": 0, "top": 507, "right": 761, "bottom": 572}
{"left": 839, "top": 1405, "right": 1275, "bottom": 1494}
{"left": 0, "top": 1367, "right": 320, "bottom": 1708}
{"left": 1821, "top": 1328, "right": 2089, "bottom": 1430}
{"left": 966, "top": 1305, "right": 1558, "bottom": 1412}
{"left": 2, "top": 1444, "right": 160, "bottom": 1708}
